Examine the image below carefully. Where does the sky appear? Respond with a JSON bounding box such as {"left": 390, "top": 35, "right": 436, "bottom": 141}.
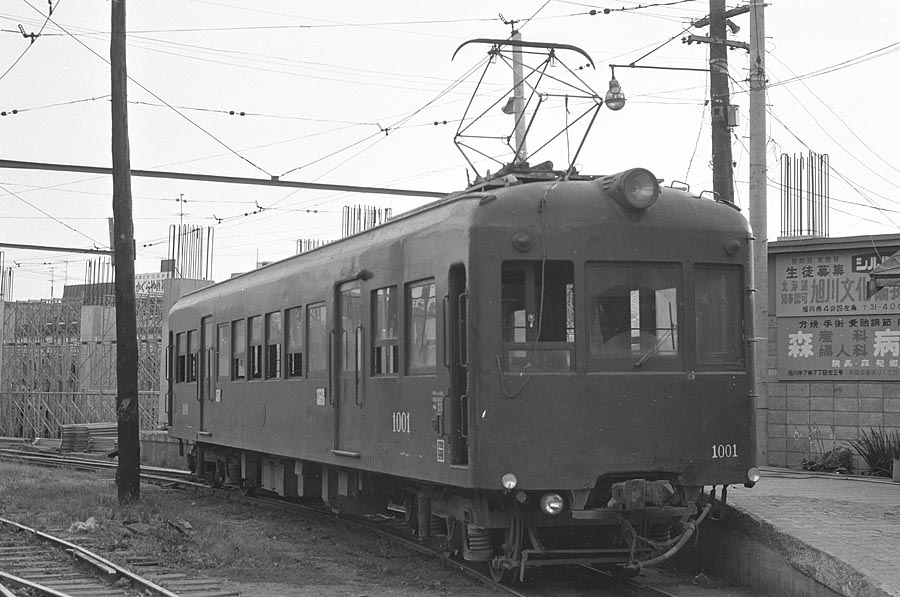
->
{"left": 1, "top": 0, "right": 899, "bottom": 300}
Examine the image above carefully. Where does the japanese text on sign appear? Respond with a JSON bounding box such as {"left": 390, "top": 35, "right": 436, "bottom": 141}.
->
{"left": 777, "top": 317, "right": 900, "bottom": 380}
{"left": 775, "top": 250, "right": 900, "bottom": 317}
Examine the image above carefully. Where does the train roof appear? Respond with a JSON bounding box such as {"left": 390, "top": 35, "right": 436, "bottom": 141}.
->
{"left": 170, "top": 163, "right": 748, "bottom": 310}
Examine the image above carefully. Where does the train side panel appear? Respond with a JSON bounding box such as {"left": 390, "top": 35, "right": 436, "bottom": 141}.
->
{"left": 168, "top": 200, "right": 477, "bottom": 488}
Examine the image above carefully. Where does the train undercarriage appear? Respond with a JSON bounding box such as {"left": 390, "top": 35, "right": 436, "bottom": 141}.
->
{"left": 187, "top": 441, "right": 721, "bottom": 583}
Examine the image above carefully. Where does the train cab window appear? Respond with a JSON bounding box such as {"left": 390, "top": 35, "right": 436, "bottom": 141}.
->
{"left": 175, "top": 332, "right": 186, "bottom": 383}
{"left": 286, "top": 307, "right": 303, "bottom": 377}
{"left": 695, "top": 265, "right": 744, "bottom": 366}
{"left": 407, "top": 280, "right": 436, "bottom": 374}
{"left": 587, "top": 263, "right": 681, "bottom": 368}
{"left": 232, "top": 320, "right": 246, "bottom": 380}
{"left": 217, "top": 323, "right": 230, "bottom": 381}
{"left": 307, "top": 303, "right": 327, "bottom": 378}
{"left": 186, "top": 330, "right": 197, "bottom": 382}
{"left": 265, "top": 311, "right": 282, "bottom": 379}
{"left": 373, "top": 286, "right": 399, "bottom": 375}
{"left": 500, "top": 261, "right": 574, "bottom": 372}
{"left": 249, "top": 316, "right": 263, "bottom": 380}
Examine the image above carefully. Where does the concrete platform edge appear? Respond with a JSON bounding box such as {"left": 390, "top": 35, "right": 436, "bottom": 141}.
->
{"left": 682, "top": 502, "right": 893, "bottom": 597}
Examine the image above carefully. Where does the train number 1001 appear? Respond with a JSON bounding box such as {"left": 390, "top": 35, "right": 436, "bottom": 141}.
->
{"left": 711, "top": 444, "right": 738, "bottom": 458}
{"left": 392, "top": 412, "right": 411, "bottom": 434}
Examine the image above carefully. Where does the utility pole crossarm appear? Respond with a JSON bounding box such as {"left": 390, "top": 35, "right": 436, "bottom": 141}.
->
{"left": 684, "top": 35, "right": 750, "bottom": 51}
{"left": 691, "top": 5, "right": 751, "bottom": 28}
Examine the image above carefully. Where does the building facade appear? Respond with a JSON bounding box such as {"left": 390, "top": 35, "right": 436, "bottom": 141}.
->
{"left": 765, "top": 233, "right": 900, "bottom": 470}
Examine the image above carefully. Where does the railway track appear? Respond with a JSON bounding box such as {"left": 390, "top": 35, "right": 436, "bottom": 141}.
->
{"left": 0, "top": 516, "right": 239, "bottom": 597}
{"left": 0, "top": 447, "right": 683, "bottom": 597}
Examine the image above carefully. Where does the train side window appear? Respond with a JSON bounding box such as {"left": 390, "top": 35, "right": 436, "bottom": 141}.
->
{"left": 265, "top": 311, "right": 282, "bottom": 379}
{"left": 217, "top": 323, "right": 230, "bottom": 381}
{"left": 500, "top": 261, "right": 574, "bottom": 372}
{"left": 407, "top": 280, "right": 436, "bottom": 374}
{"left": 307, "top": 303, "right": 327, "bottom": 379}
{"left": 695, "top": 265, "right": 744, "bottom": 366}
{"left": 176, "top": 332, "right": 186, "bottom": 383}
{"left": 232, "top": 320, "right": 246, "bottom": 380}
{"left": 286, "top": 307, "right": 303, "bottom": 377}
{"left": 249, "top": 316, "right": 263, "bottom": 380}
{"left": 186, "top": 330, "right": 197, "bottom": 382}
{"left": 586, "top": 263, "right": 681, "bottom": 368}
{"left": 373, "top": 286, "right": 399, "bottom": 375}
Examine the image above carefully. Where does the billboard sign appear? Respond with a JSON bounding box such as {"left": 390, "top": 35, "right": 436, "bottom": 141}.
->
{"left": 775, "top": 247, "right": 900, "bottom": 380}
{"left": 777, "top": 315, "right": 900, "bottom": 380}
{"left": 775, "top": 249, "right": 900, "bottom": 317}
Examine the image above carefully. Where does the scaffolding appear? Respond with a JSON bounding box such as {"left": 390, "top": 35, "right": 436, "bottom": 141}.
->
{"left": 0, "top": 294, "right": 162, "bottom": 438}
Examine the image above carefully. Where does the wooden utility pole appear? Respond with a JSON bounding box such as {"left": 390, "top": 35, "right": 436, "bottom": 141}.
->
{"left": 709, "top": 0, "right": 734, "bottom": 203}
{"left": 511, "top": 28, "right": 528, "bottom": 163}
{"left": 748, "top": 0, "right": 768, "bottom": 466}
{"left": 111, "top": 0, "right": 140, "bottom": 503}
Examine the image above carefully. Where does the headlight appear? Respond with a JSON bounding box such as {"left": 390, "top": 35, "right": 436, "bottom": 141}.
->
{"left": 540, "top": 493, "right": 565, "bottom": 515}
{"left": 600, "top": 168, "right": 660, "bottom": 211}
{"left": 501, "top": 473, "right": 518, "bottom": 490}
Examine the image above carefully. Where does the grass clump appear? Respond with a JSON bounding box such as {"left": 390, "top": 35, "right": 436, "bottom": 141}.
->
{"left": 0, "top": 461, "right": 261, "bottom": 571}
{"left": 848, "top": 427, "right": 900, "bottom": 477}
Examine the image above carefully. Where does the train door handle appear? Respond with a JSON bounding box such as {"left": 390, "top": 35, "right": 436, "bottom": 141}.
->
{"left": 354, "top": 325, "right": 363, "bottom": 407}
{"left": 442, "top": 295, "right": 450, "bottom": 369}
{"left": 458, "top": 292, "right": 469, "bottom": 368}
{"left": 328, "top": 330, "right": 335, "bottom": 405}
{"left": 207, "top": 348, "right": 215, "bottom": 401}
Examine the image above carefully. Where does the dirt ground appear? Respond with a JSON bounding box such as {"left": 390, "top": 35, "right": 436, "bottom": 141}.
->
{"left": 158, "top": 489, "right": 502, "bottom": 597}
{"left": 80, "top": 484, "right": 503, "bottom": 597}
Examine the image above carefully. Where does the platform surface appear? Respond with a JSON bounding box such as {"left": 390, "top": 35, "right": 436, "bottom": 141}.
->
{"left": 726, "top": 467, "right": 900, "bottom": 596}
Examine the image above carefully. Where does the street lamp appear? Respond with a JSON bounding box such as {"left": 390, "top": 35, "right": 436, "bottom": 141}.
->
{"left": 605, "top": 67, "right": 626, "bottom": 111}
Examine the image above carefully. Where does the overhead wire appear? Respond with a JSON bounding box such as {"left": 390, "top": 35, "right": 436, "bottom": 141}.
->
{"left": 20, "top": 0, "right": 273, "bottom": 178}
{"left": 0, "top": 182, "right": 105, "bottom": 246}
{"left": 0, "top": 0, "right": 58, "bottom": 84}
{"left": 766, "top": 52, "right": 900, "bottom": 189}
{"left": 767, "top": 109, "right": 900, "bottom": 230}
{"left": 768, "top": 39, "right": 900, "bottom": 89}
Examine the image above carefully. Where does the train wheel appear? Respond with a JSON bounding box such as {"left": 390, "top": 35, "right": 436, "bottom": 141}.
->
{"left": 489, "top": 556, "right": 512, "bottom": 583}
{"left": 488, "top": 510, "right": 524, "bottom": 584}
{"left": 442, "top": 517, "right": 462, "bottom": 559}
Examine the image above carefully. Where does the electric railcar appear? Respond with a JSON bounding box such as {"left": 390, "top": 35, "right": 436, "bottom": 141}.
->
{"left": 166, "top": 163, "right": 758, "bottom": 581}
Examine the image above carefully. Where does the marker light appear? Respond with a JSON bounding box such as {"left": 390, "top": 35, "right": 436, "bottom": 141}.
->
{"left": 540, "top": 493, "right": 565, "bottom": 515}
{"left": 746, "top": 467, "right": 761, "bottom": 484}
{"left": 600, "top": 168, "right": 660, "bottom": 211}
{"left": 501, "top": 473, "right": 518, "bottom": 490}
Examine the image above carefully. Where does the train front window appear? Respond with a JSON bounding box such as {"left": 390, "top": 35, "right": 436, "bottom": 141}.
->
{"left": 587, "top": 264, "right": 680, "bottom": 365}
{"left": 695, "top": 265, "right": 744, "bottom": 366}
{"left": 500, "top": 260, "right": 574, "bottom": 372}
